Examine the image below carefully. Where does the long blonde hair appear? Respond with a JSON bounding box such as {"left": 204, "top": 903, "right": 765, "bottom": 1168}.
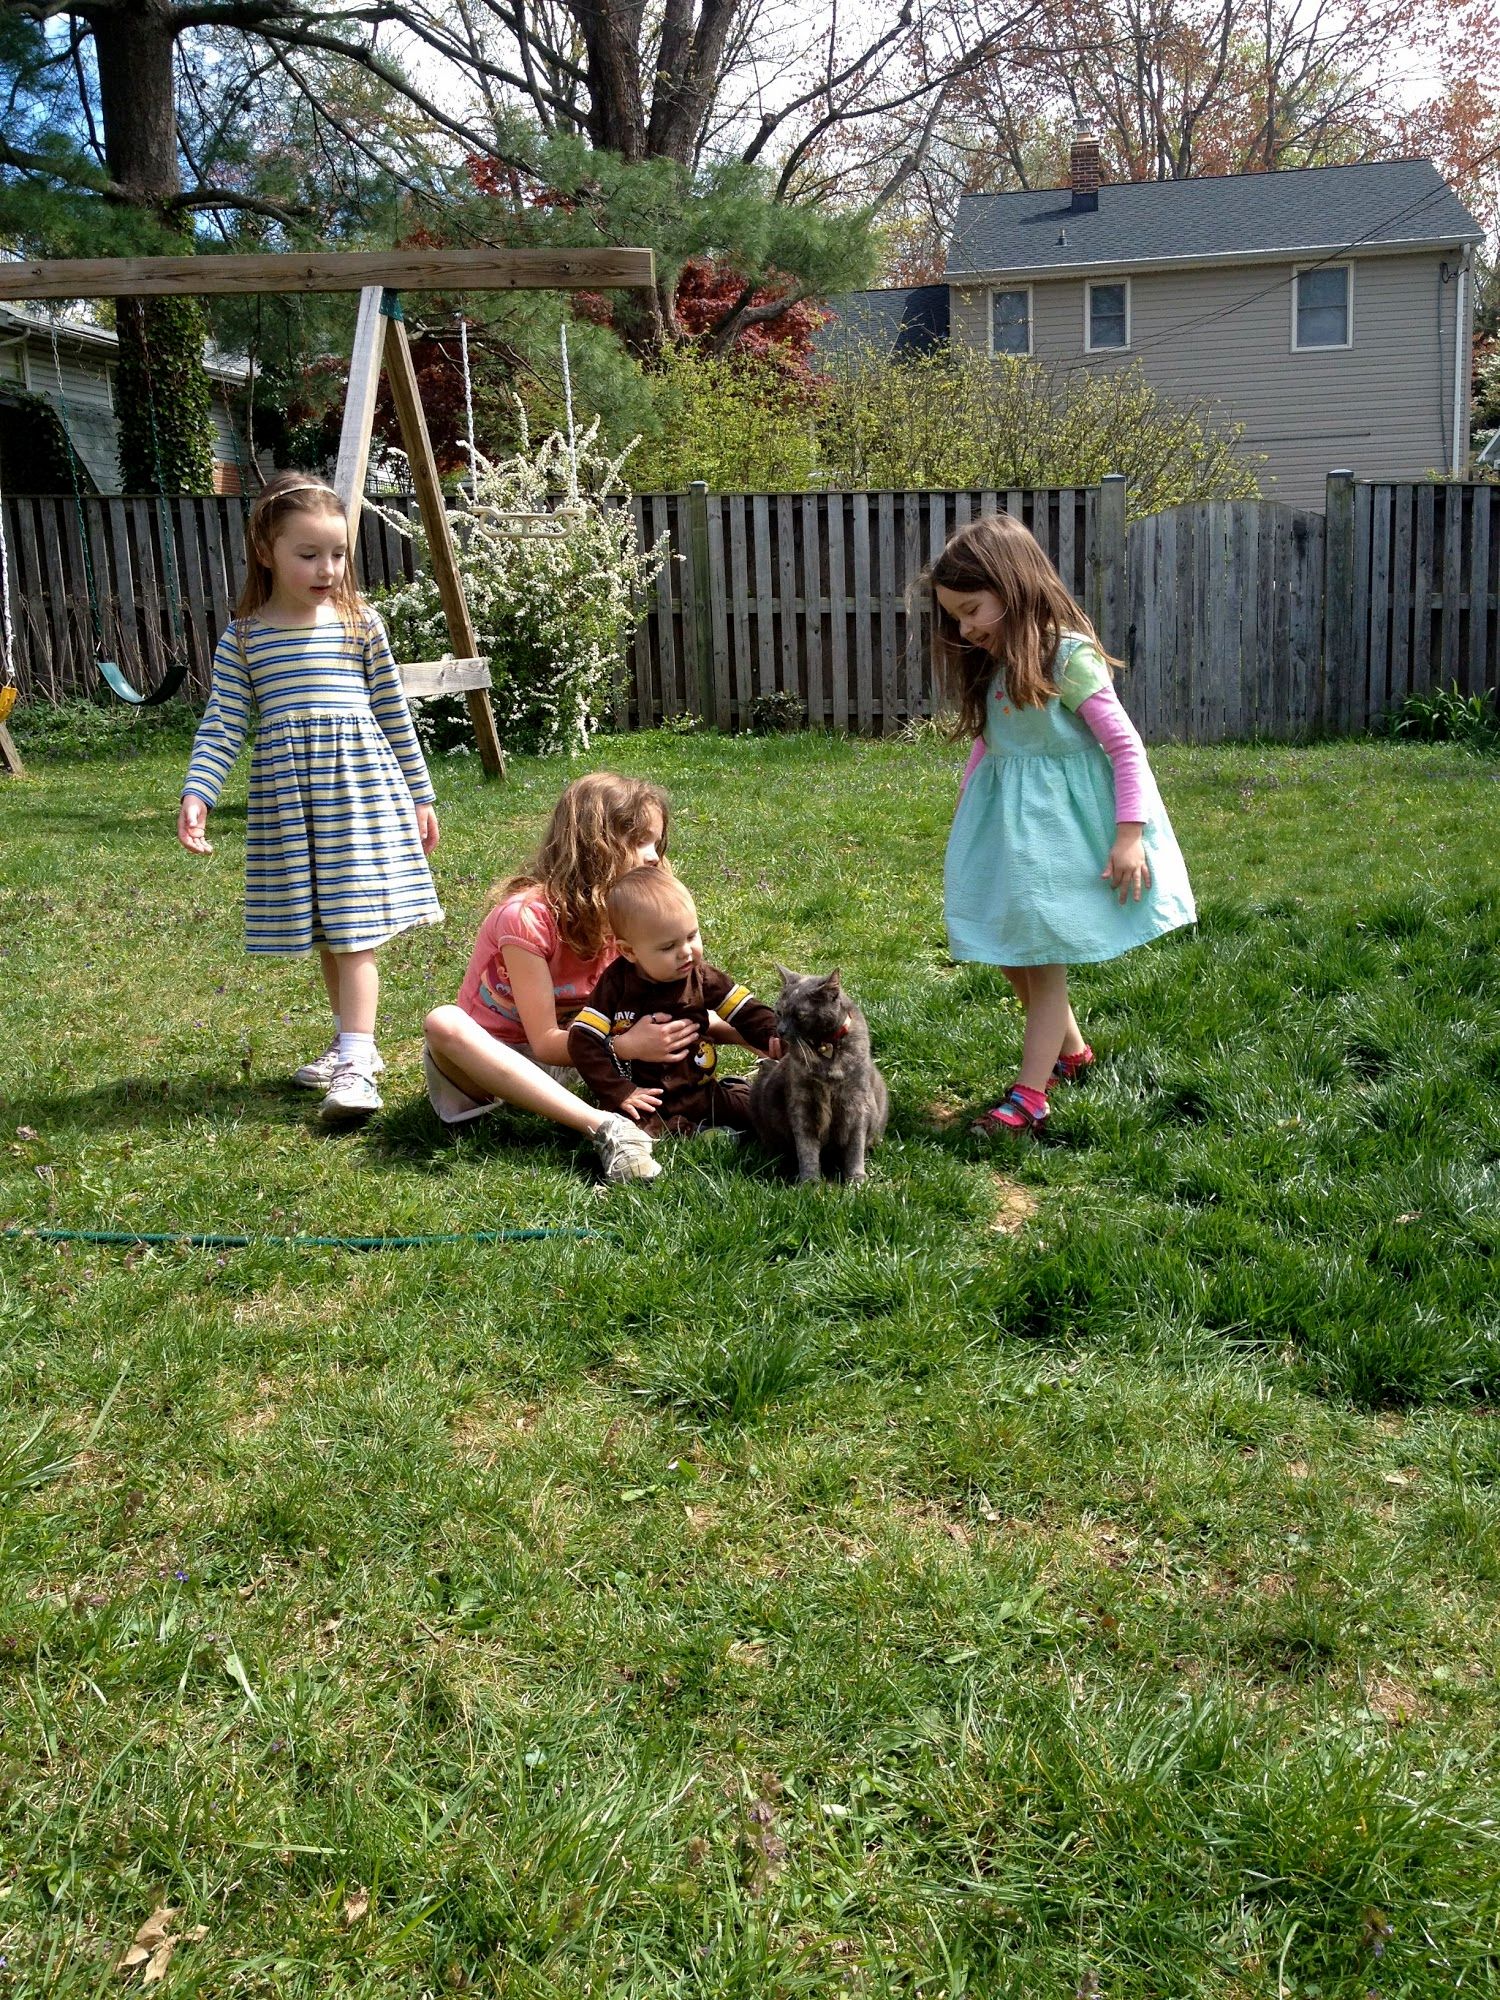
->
{"left": 232, "top": 472, "right": 364, "bottom": 629}
{"left": 928, "top": 512, "right": 1116, "bottom": 740}
{"left": 495, "top": 773, "right": 672, "bottom": 960}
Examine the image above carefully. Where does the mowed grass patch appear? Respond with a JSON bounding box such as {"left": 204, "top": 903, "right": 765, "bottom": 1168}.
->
{"left": 2, "top": 729, "right": 1499, "bottom": 1996}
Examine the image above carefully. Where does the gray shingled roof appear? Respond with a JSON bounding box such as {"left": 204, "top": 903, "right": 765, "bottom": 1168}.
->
{"left": 945, "top": 159, "right": 1483, "bottom": 279}
{"left": 814, "top": 285, "right": 950, "bottom": 358}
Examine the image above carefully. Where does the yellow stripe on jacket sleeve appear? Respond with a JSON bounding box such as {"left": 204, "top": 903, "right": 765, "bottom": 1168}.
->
{"left": 719, "top": 984, "right": 756, "bottom": 1021}
{"left": 572, "top": 1005, "right": 613, "bottom": 1040}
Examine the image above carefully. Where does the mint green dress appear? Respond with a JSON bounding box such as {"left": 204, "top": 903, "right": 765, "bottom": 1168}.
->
{"left": 945, "top": 637, "right": 1196, "bottom": 968}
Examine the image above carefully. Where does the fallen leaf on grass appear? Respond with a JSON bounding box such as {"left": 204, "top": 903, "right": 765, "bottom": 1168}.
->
{"left": 116, "top": 1906, "right": 207, "bottom": 1983}
{"left": 15, "top": 1127, "right": 38, "bottom": 1142}
{"left": 343, "top": 1886, "right": 370, "bottom": 1926}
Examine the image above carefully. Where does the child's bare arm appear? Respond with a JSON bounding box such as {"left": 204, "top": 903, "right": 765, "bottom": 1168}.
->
{"left": 503, "top": 947, "right": 573, "bottom": 1067}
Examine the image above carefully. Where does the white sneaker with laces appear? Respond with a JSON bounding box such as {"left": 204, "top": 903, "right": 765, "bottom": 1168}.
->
{"left": 294, "top": 1043, "right": 386, "bottom": 1090}
{"left": 319, "top": 1062, "right": 384, "bottom": 1123}
{"left": 592, "top": 1112, "right": 660, "bottom": 1183}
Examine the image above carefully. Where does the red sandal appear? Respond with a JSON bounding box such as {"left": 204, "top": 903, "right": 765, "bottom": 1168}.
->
{"left": 1050, "top": 1044, "right": 1095, "bottom": 1089}
{"left": 971, "top": 1084, "right": 1050, "bottom": 1136}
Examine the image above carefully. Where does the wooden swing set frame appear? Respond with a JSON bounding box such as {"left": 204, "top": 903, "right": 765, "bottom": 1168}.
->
{"left": 0, "top": 247, "right": 656, "bottom": 779}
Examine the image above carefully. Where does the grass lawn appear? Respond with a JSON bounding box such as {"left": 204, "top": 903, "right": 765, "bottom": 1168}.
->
{"left": 2, "top": 719, "right": 1499, "bottom": 1998}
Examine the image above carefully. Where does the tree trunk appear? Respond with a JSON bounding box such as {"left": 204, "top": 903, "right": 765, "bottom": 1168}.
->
{"left": 88, "top": 0, "right": 217, "bottom": 494}
{"left": 92, "top": 0, "right": 181, "bottom": 202}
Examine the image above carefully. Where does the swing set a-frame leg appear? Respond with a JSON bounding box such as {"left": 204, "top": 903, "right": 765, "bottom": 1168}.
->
{"left": 334, "top": 286, "right": 505, "bottom": 779}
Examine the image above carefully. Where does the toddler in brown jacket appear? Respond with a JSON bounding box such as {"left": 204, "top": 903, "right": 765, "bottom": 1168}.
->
{"left": 567, "top": 867, "right": 777, "bottom": 1137}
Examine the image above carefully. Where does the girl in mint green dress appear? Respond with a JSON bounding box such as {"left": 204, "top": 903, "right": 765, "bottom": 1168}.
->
{"left": 932, "top": 512, "right": 1195, "bottom": 1137}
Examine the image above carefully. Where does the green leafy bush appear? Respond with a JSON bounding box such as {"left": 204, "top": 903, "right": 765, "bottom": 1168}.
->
{"left": 622, "top": 342, "right": 1260, "bottom": 506}
{"left": 627, "top": 347, "right": 821, "bottom": 492}
{"left": 813, "top": 348, "right": 1262, "bottom": 512}
{"left": 746, "top": 689, "right": 803, "bottom": 734}
{"left": 376, "top": 414, "right": 665, "bottom": 756}
{"left": 1384, "top": 681, "right": 1500, "bottom": 752}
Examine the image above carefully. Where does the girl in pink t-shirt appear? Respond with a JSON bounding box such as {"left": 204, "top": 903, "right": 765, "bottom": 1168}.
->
{"left": 423, "top": 772, "right": 695, "bottom": 1182}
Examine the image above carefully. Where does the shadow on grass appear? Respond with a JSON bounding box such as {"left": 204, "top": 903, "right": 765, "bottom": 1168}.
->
{"left": 12, "top": 801, "right": 248, "bottom": 833}
{"left": 4, "top": 1071, "right": 300, "bottom": 1130}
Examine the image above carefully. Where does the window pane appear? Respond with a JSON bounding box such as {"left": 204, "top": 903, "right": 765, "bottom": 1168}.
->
{"left": 992, "top": 289, "right": 1029, "bottom": 353}
{"left": 1297, "top": 267, "right": 1348, "bottom": 346}
{"left": 1089, "top": 284, "right": 1127, "bottom": 348}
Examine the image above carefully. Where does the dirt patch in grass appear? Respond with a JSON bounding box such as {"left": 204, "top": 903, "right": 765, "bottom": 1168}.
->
{"left": 990, "top": 1174, "right": 1038, "bottom": 1235}
{"left": 1363, "top": 1676, "right": 1427, "bottom": 1725}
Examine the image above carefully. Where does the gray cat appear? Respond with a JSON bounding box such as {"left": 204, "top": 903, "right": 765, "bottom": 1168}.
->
{"left": 748, "top": 968, "right": 889, "bottom": 1184}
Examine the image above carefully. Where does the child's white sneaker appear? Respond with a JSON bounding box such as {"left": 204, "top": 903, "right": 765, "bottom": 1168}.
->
{"left": 295, "top": 1043, "right": 386, "bottom": 1090}
{"left": 592, "top": 1113, "right": 660, "bottom": 1183}
{"left": 319, "top": 1062, "right": 384, "bottom": 1123}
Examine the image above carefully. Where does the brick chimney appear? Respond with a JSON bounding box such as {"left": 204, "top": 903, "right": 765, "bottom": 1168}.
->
{"left": 1070, "top": 129, "right": 1101, "bottom": 212}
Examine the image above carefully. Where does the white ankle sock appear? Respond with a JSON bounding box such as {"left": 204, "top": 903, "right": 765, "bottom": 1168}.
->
{"left": 337, "top": 1031, "right": 376, "bottom": 1071}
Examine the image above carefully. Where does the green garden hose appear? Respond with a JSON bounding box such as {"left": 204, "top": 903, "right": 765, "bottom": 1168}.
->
{"left": 2, "top": 1225, "right": 599, "bottom": 1252}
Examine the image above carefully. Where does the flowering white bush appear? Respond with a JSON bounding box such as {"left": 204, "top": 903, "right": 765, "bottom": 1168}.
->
{"left": 376, "top": 413, "right": 665, "bottom": 756}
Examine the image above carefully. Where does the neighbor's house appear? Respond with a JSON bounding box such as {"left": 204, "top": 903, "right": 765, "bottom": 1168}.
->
{"left": 824, "top": 152, "right": 1484, "bottom": 509}
{"left": 0, "top": 302, "right": 255, "bottom": 495}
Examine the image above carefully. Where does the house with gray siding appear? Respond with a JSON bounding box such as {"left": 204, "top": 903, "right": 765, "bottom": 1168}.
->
{"left": 0, "top": 303, "right": 255, "bottom": 494}
{"left": 829, "top": 152, "right": 1484, "bottom": 509}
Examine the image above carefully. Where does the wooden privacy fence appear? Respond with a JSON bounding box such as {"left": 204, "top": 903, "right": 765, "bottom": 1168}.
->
{"left": 2, "top": 475, "right": 1496, "bottom": 740}
{"left": 621, "top": 483, "right": 1121, "bottom": 734}
{"left": 0, "top": 493, "right": 424, "bottom": 705}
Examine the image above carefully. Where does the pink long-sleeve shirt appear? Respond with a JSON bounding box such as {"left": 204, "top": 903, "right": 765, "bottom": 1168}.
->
{"left": 961, "top": 679, "right": 1148, "bottom": 823}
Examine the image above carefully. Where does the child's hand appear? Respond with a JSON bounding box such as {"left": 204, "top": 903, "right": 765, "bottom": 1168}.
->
{"left": 1102, "top": 831, "right": 1151, "bottom": 904}
{"left": 178, "top": 795, "right": 213, "bottom": 855}
{"left": 619, "top": 1085, "right": 663, "bottom": 1122}
{"left": 615, "top": 1013, "right": 697, "bottom": 1062}
{"left": 416, "top": 804, "right": 440, "bottom": 855}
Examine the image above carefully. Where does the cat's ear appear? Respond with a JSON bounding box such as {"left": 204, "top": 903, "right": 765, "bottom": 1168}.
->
{"left": 821, "top": 968, "right": 842, "bottom": 992}
{"left": 774, "top": 963, "right": 793, "bottom": 986}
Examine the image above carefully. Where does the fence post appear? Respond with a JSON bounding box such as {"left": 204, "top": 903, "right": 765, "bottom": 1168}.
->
{"left": 684, "top": 480, "right": 715, "bottom": 722}
{"left": 1322, "top": 469, "right": 1355, "bottom": 733}
{"left": 1090, "top": 473, "right": 1128, "bottom": 658}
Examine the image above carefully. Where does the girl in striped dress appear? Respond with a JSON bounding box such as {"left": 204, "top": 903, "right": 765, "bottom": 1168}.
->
{"left": 178, "top": 472, "right": 443, "bottom": 1124}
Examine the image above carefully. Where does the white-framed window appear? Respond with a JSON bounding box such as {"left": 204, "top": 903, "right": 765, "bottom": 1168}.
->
{"left": 1292, "top": 263, "right": 1352, "bottom": 349}
{"left": 989, "top": 286, "right": 1032, "bottom": 356}
{"left": 1085, "top": 278, "right": 1130, "bottom": 352}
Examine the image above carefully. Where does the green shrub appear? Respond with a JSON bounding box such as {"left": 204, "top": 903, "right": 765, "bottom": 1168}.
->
{"left": 627, "top": 347, "right": 821, "bottom": 492}
{"left": 623, "top": 343, "right": 1260, "bottom": 506}
{"left": 813, "top": 347, "right": 1262, "bottom": 511}
{"left": 746, "top": 689, "right": 803, "bottom": 735}
{"left": 376, "top": 413, "right": 665, "bottom": 757}
{"left": 1384, "top": 681, "right": 1500, "bottom": 752}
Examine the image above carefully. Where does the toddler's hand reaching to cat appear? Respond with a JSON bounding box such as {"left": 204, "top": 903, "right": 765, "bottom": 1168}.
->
{"left": 618, "top": 1085, "right": 663, "bottom": 1122}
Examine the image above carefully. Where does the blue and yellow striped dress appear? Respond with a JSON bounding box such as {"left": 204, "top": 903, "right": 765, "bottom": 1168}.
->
{"left": 183, "top": 609, "right": 444, "bottom": 956}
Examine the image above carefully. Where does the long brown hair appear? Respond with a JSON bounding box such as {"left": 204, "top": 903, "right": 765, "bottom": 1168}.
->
{"left": 232, "top": 472, "right": 364, "bottom": 629}
{"left": 928, "top": 512, "right": 1115, "bottom": 740}
{"left": 494, "top": 772, "right": 672, "bottom": 960}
